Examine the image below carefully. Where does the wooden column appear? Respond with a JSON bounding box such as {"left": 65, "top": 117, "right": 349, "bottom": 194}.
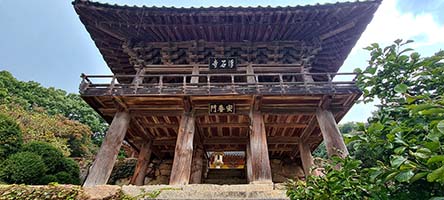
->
{"left": 246, "top": 63, "right": 256, "bottom": 83}
{"left": 246, "top": 142, "right": 253, "bottom": 183}
{"left": 83, "top": 110, "right": 130, "bottom": 186}
{"left": 316, "top": 109, "right": 349, "bottom": 158}
{"left": 298, "top": 142, "right": 314, "bottom": 177}
{"left": 130, "top": 140, "right": 153, "bottom": 186}
{"left": 132, "top": 68, "right": 145, "bottom": 84}
{"left": 248, "top": 111, "right": 272, "bottom": 183}
{"left": 302, "top": 67, "right": 314, "bottom": 82}
{"left": 189, "top": 145, "right": 205, "bottom": 184}
{"left": 169, "top": 112, "right": 195, "bottom": 185}
{"left": 191, "top": 64, "right": 199, "bottom": 84}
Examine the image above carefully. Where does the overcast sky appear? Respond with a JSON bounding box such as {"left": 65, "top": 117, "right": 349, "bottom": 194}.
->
{"left": 0, "top": 0, "right": 443, "bottom": 123}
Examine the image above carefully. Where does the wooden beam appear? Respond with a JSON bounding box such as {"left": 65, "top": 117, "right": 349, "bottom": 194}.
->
{"left": 300, "top": 117, "right": 318, "bottom": 142}
{"left": 197, "top": 122, "right": 307, "bottom": 128}
{"left": 316, "top": 108, "right": 349, "bottom": 158}
{"left": 154, "top": 136, "right": 302, "bottom": 145}
{"left": 261, "top": 107, "right": 344, "bottom": 114}
{"left": 189, "top": 145, "right": 205, "bottom": 184}
{"left": 130, "top": 140, "right": 153, "bottom": 186}
{"left": 169, "top": 112, "right": 196, "bottom": 185}
{"left": 83, "top": 110, "right": 130, "bottom": 186}
{"left": 299, "top": 142, "right": 314, "bottom": 177}
{"left": 162, "top": 146, "right": 295, "bottom": 152}
{"left": 248, "top": 110, "right": 272, "bottom": 183}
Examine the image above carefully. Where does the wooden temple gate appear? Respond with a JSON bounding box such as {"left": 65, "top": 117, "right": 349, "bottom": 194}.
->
{"left": 73, "top": 0, "right": 380, "bottom": 186}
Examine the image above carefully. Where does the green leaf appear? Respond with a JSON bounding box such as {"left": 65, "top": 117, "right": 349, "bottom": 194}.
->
{"left": 410, "top": 172, "right": 427, "bottom": 182}
{"left": 420, "top": 108, "right": 444, "bottom": 115}
{"left": 405, "top": 95, "right": 416, "bottom": 104}
{"left": 395, "top": 170, "right": 414, "bottom": 182}
{"left": 437, "top": 120, "right": 444, "bottom": 134}
{"left": 417, "top": 147, "right": 432, "bottom": 155}
{"left": 394, "top": 147, "right": 406, "bottom": 155}
{"left": 427, "top": 155, "right": 444, "bottom": 165}
{"left": 370, "top": 169, "right": 383, "bottom": 182}
{"left": 424, "top": 141, "right": 440, "bottom": 151}
{"left": 427, "top": 166, "right": 444, "bottom": 183}
{"left": 385, "top": 171, "right": 399, "bottom": 181}
{"left": 366, "top": 67, "right": 377, "bottom": 75}
{"left": 353, "top": 68, "right": 362, "bottom": 73}
{"left": 429, "top": 197, "right": 444, "bottom": 200}
{"left": 394, "top": 84, "right": 408, "bottom": 93}
{"left": 391, "top": 155, "right": 407, "bottom": 168}
{"left": 410, "top": 104, "right": 436, "bottom": 113}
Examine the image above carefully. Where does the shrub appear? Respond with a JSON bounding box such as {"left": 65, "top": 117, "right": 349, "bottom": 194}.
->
{"left": 0, "top": 113, "right": 23, "bottom": 160}
{"left": 0, "top": 152, "right": 47, "bottom": 184}
{"left": 286, "top": 157, "right": 387, "bottom": 200}
{"left": 39, "top": 175, "right": 58, "bottom": 185}
{"left": 57, "top": 157, "right": 80, "bottom": 184}
{"left": 21, "top": 141, "right": 64, "bottom": 173}
{"left": 55, "top": 171, "right": 74, "bottom": 184}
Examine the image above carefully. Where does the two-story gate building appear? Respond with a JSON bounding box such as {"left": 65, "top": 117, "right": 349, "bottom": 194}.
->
{"left": 73, "top": 0, "right": 380, "bottom": 186}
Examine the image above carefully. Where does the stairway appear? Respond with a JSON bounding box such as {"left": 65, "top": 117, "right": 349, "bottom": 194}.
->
{"left": 121, "top": 184, "right": 289, "bottom": 200}
{"left": 204, "top": 169, "right": 247, "bottom": 184}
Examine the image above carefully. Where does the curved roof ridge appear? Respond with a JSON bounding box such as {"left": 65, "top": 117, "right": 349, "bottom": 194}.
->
{"left": 72, "top": 0, "right": 382, "bottom": 11}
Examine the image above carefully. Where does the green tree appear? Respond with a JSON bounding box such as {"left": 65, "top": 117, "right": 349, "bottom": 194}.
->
{"left": 0, "top": 70, "right": 108, "bottom": 139}
{"left": 350, "top": 39, "right": 444, "bottom": 198}
{"left": 1, "top": 104, "right": 94, "bottom": 156}
{"left": 287, "top": 40, "right": 444, "bottom": 199}
{"left": 0, "top": 113, "right": 23, "bottom": 161}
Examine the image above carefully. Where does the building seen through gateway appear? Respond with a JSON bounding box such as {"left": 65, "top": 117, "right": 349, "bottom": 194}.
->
{"left": 73, "top": 0, "right": 381, "bottom": 186}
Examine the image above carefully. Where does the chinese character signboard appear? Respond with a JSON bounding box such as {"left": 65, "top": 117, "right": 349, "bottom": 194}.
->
{"left": 209, "top": 103, "right": 235, "bottom": 114}
{"left": 209, "top": 57, "right": 237, "bottom": 71}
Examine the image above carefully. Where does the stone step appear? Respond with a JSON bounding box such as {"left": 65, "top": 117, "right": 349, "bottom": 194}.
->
{"left": 122, "top": 184, "right": 289, "bottom": 200}
{"left": 206, "top": 169, "right": 245, "bottom": 179}
{"left": 204, "top": 178, "right": 247, "bottom": 184}
{"left": 205, "top": 169, "right": 246, "bottom": 184}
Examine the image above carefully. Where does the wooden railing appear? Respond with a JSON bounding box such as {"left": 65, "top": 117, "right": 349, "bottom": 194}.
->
{"left": 80, "top": 72, "right": 360, "bottom": 96}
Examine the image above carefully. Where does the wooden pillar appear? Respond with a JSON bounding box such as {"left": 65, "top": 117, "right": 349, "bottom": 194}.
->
{"left": 130, "top": 141, "right": 153, "bottom": 186}
{"left": 189, "top": 145, "right": 204, "bottom": 184}
{"left": 316, "top": 109, "right": 349, "bottom": 158}
{"left": 298, "top": 142, "right": 314, "bottom": 177}
{"left": 191, "top": 64, "right": 199, "bottom": 84}
{"left": 132, "top": 68, "right": 145, "bottom": 84}
{"left": 246, "top": 63, "right": 256, "bottom": 83}
{"left": 83, "top": 110, "right": 130, "bottom": 186}
{"left": 248, "top": 111, "right": 272, "bottom": 183}
{"left": 302, "top": 67, "right": 314, "bottom": 83}
{"left": 169, "top": 112, "right": 195, "bottom": 185}
{"left": 246, "top": 142, "right": 253, "bottom": 183}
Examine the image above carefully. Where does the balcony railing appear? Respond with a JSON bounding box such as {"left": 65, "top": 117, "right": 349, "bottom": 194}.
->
{"left": 80, "top": 72, "right": 360, "bottom": 96}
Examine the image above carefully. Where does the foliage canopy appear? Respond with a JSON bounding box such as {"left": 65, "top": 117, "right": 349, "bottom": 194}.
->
{"left": 287, "top": 40, "right": 444, "bottom": 199}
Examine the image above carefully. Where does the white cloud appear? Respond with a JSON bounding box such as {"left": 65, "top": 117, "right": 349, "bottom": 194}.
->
{"left": 341, "top": 0, "right": 444, "bottom": 123}
{"left": 353, "top": 0, "right": 444, "bottom": 53}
